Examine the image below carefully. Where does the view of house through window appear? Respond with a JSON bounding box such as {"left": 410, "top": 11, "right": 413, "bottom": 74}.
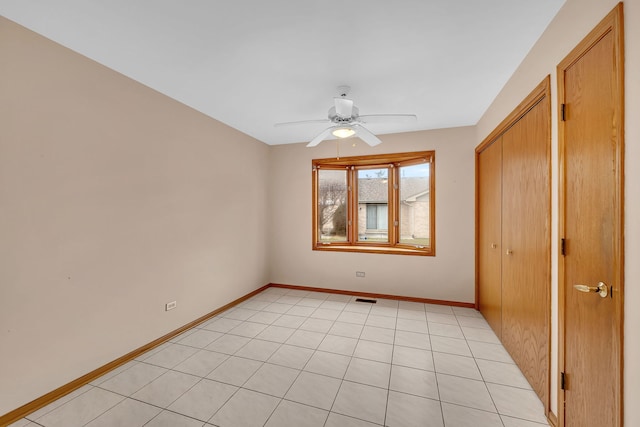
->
{"left": 358, "top": 168, "right": 389, "bottom": 243}
{"left": 312, "top": 151, "right": 435, "bottom": 256}
{"left": 399, "top": 163, "right": 430, "bottom": 246}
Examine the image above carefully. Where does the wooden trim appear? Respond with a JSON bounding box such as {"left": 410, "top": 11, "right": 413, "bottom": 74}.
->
{"left": 474, "top": 140, "right": 480, "bottom": 310}
{"left": 348, "top": 166, "right": 356, "bottom": 243}
{"left": 390, "top": 164, "right": 398, "bottom": 246}
{"left": 541, "top": 75, "right": 553, "bottom": 417}
{"left": 475, "top": 76, "right": 551, "bottom": 310}
{"left": 313, "top": 151, "right": 433, "bottom": 167}
{"left": 312, "top": 150, "right": 435, "bottom": 256}
{"left": 544, "top": 75, "right": 553, "bottom": 418}
{"left": 476, "top": 77, "right": 550, "bottom": 154}
{"left": 0, "top": 284, "right": 271, "bottom": 426}
{"left": 311, "top": 244, "right": 432, "bottom": 256}
{"left": 473, "top": 140, "right": 486, "bottom": 311}
{"left": 268, "top": 283, "right": 475, "bottom": 308}
{"left": 2, "top": 281, "right": 474, "bottom": 425}
{"left": 548, "top": 411, "right": 559, "bottom": 427}
{"left": 311, "top": 163, "right": 318, "bottom": 250}
{"left": 429, "top": 153, "right": 436, "bottom": 255}
{"left": 387, "top": 164, "right": 395, "bottom": 245}
{"left": 474, "top": 75, "right": 552, "bottom": 414}
{"left": 556, "top": 4, "right": 624, "bottom": 426}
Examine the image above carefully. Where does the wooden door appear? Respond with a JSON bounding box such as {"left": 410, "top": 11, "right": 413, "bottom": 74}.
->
{"left": 477, "top": 138, "right": 502, "bottom": 337}
{"left": 558, "top": 5, "right": 624, "bottom": 427}
{"left": 501, "top": 94, "right": 551, "bottom": 410}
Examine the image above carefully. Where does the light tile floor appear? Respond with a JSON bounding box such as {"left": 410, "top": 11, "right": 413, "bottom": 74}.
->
{"left": 10, "top": 288, "right": 550, "bottom": 427}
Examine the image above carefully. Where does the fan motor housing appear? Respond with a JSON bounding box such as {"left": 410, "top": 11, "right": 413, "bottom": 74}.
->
{"left": 328, "top": 106, "right": 359, "bottom": 122}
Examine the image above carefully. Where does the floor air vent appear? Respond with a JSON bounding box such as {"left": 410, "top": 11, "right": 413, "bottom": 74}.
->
{"left": 355, "top": 298, "right": 377, "bottom": 304}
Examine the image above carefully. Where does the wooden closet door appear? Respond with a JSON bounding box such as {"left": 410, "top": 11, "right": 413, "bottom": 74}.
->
{"left": 477, "top": 138, "right": 502, "bottom": 338}
{"left": 501, "top": 97, "right": 550, "bottom": 407}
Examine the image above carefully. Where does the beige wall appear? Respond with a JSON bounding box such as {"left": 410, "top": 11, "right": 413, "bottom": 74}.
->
{"left": 476, "top": 0, "right": 639, "bottom": 423}
{"left": 268, "top": 127, "right": 476, "bottom": 303}
{"left": 0, "top": 17, "right": 270, "bottom": 415}
{"left": 3, "top": 0, "right": 639, "bottom": 422}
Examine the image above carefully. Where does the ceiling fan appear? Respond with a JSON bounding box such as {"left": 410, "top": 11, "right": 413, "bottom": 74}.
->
{"left": 275, "top": 86, "right": 417, "bottom": 147}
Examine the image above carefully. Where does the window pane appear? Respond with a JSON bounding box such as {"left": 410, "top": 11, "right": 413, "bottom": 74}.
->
{"left": 357, "top": 168, "right": 389, "bottom": 242}
{"left": 399, "top": 163, "right": 430, "bottom": 246}
{"left": 366, "top": 204, "right": 377, "bottom": 229}
{"left": 376, "top": 204, "right": 388, "bottom": 229}
{"left": 317, "top": 169, "right": 348, "bottom": 242}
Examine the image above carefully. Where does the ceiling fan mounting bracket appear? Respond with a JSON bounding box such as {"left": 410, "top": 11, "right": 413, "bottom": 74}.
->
{"left": 336, "top": 85, "right": 351, "bottom": 97}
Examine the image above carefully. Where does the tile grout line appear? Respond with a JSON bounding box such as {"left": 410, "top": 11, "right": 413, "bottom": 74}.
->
{"left": 203, "top": 301, "right": 293, "bottom": 425}
{"left": 285, "top": 290, "right": 389, "bottom": 426}
{"left": 217, "top": 289, "right": 355, "bottom": 426}
{"left": 259, "top": 290, "right": 347, "bottom": 427}
{"left": 18, "top": 289, "right": 548, "bottom": 427}
{"left": 24, "top": 384, "right": 96, "bottom": 423}
{"left": 321, "top": 293, "right": 372, "bottom": 426}
{"left": 324, "top": 294, "right": 378, "bottom": 426}
{"left": 260, "top": 294, "right": 343, "bottom": 426}
{"left": 382, "top": 302, "right": 400, "bottom": 427}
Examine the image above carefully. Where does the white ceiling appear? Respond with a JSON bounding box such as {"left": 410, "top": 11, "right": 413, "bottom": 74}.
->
{"left": 0, "top": 0, "right": 564, "bottom": 145}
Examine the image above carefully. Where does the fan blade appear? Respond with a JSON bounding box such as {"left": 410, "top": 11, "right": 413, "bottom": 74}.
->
{"left": 307, "top": 127, "right": 334, "bottom": 147}
{"left": 353, "top": 125, "right": 382, "bottom": 147}
{"left": 358, "top": 114, "right": 417, "bottom": 123}
{"left": 275, "top": 119, "right": 330, "bottom": 127}
{"left": 334, "top": 97, "right": 354, "bottom": 118}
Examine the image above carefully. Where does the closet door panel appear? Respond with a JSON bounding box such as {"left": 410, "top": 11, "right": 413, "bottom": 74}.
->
{"left": 477, "top": 138, "right": 503, "bottom": 338}
{"left": 501, "top": 97, "right": 550, "bottom": 406}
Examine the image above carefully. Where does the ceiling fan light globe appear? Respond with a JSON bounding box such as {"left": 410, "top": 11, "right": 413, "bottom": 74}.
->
{"left": 332, "top": 127, "right": 356, "bottom": 138}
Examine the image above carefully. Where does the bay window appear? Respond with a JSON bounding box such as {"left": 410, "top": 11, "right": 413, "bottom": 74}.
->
{"left": 312, "top": 151, "right": 435, "bottom": 256}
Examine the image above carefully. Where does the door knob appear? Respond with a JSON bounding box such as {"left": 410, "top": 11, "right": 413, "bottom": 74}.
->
{"left": 505, "top": 249, "right": 513, "bottom": 255}
{"left": 573, "top": 282, "right": 608, "bottom": 298}
{"left": 491, "top": 243, "right": 498, "bottom": 249}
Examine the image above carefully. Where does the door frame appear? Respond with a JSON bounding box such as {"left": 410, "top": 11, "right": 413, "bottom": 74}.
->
{"left": 475, "top": 76, "right": 552, "bottom": 415}
{"left": 557, "top": 4, "right": 625, "bottom": 426}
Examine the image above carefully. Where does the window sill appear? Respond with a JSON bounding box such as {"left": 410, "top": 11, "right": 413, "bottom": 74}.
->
{"left": 313, "top": 244, "right": 433, "bottom": 256}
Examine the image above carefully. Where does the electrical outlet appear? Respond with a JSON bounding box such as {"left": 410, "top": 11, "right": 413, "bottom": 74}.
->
{"left": 356, "top": 271, "right": 365, "bottom": 278}
{"left": 165, "top": 301, "right": 177, "bottom": 311}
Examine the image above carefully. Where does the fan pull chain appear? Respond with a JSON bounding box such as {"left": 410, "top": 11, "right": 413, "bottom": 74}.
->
{"left": 336, "top": 139, "right": 340, "bottom": 159}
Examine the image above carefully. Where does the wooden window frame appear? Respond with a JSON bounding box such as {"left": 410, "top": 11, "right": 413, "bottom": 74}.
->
{"left": 312, "top": 151, "right": 435, "bottom": 256}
